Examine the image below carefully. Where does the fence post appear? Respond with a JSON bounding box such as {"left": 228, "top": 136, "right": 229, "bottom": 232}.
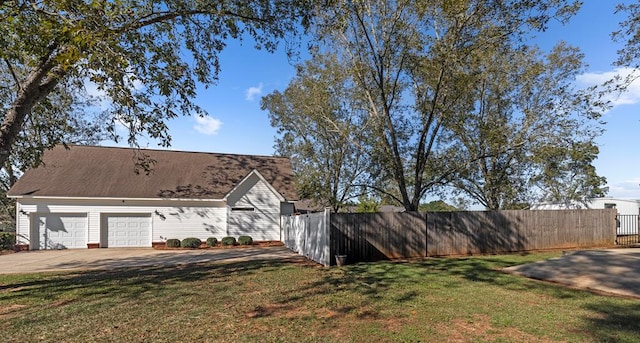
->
{"left": 322, "top": 208, "right": 330, "bottom": 267}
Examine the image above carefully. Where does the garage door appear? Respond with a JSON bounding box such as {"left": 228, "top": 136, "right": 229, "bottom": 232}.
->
{"left": 33, "top": 214, "right": 87, "bottom": 250}
{"left": 106, "top": 215, "right": 151, "bottom": 247}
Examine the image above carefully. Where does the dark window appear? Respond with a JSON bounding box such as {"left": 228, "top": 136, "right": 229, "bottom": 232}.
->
{"left": 231, "top": 207, "right": 255, "bottom": 212}
{"left": 604, "top": 203, "right": 616, "bottom": 209}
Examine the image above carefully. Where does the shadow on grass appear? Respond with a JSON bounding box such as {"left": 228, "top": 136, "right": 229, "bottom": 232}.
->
{"left": 0, "top": 257, "right": 310, "bottom": 305}
{"left": 4, "top": 252, "right": 640, "bottom": 342}
{"left": 291, "top": 255, "right": 584, "bottom": 304}
{"left": 581, "top": 302, "right": 640, "bottom": 342}
{"left": 276, "top": 254, "right": 640, "bottom": 340}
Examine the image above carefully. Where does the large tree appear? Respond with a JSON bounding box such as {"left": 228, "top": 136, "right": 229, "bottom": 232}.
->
{"left": 443, "top": 42, "right": 606, "bottom": 209}
{"left": 311, "top": 0, "right": 582, "bottom": 211}
{"left": 0, "top": 0, "right": 312, "bottom": 170}
{"left": 261, "top": 53, "right": 368, "bottom": 212}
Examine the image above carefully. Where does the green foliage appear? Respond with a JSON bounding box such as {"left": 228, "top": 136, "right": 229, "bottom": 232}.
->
{"left": 206, "top": 237, "right": 218, "bottom": 247}
{"left": 306, "top": 0, "right": 585, "bottom": 211}
{"left": 613, "top": 3, "right": 640, "bottom": 70}
{"left": 442, "top": 42, "right": 606, "bottom": 209}
{"left": 181, "top": 238, "right": 202, "bottom": 249}
{"left": 166, "top": 239, "right": 181, "bottom": 248}
{"left": 221, "top": 236, "right": 236, "bottom": 246}
{"left": 531, "top": 141, "right": 608, "bottom": 207}
{"left": 0, "top": 0, "right": 312, "bottom": 171}
{"left": 419, "top": 200, "right": 458, "bottom": 212}
{"left": 237, "top": 236, "right": 253, "bottom": 246}
{"left": 262, "top": 52, "right": 367, "bottom": 212}
{"left": 0, "top": 232, "right": 15, "bottom": 250}
{"left": 355, "top": 197, "right": 379, "bottom": 213}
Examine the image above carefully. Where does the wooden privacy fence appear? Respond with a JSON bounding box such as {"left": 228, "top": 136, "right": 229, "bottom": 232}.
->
{"left": 282, "top": 209, "right": 617, "bottom": 266}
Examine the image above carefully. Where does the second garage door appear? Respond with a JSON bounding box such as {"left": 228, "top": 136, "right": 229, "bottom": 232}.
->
{"left": 105, "top": 215, "right": 151, "bottom": 247}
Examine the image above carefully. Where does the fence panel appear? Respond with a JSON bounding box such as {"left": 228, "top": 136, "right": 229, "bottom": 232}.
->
{"left": 329, "top": 212, "right": 426, "bottom": 264}
{"left": 426, "top": 209, "right": 615, "bottom": 256}
{"left": 281, "top": 210, "right": 330, "bottom": 266}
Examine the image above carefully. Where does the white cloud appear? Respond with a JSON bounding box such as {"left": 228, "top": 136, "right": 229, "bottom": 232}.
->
{"left": 577, "top": 67, "right": 640, "bottom": 107}
{"left": 245, "top": 83, "right": 263, "bottom": 101}
{"left": 194, "top": 116, "right": 222, "bottom": 135}
{"left": 605, "top": 177, "right": 640, "bottom": 199}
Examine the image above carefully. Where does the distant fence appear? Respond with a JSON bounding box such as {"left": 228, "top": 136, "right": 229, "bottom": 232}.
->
{"left": 616, "top": 214, "right": 639, "bottom": 246}
{"left": 282, "top": 209, "right": 617, "bottom": 266}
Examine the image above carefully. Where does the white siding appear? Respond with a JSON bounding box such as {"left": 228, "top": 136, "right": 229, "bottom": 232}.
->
{"left": 154, "top": 206, "right": 227, "bottom": 240}
{"left": 15, "top": 198, "right": 227, "bottom": 248}
{"left": 227, "top": 173, "right": 283, "bottom": 241}
{"left": 589, "top": 198, "right": 640, "bottom": 216}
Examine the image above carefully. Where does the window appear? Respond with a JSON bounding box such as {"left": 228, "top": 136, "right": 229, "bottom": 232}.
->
{"left": 231, "top": 207, "right": 255, "bottom": 212}
{"left": 604, "top": 203, "right": 616, "bottom": 209}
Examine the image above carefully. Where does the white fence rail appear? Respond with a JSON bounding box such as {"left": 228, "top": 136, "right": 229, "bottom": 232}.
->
{"left": 281, "top": 209, "right": 330, "bottom": 266}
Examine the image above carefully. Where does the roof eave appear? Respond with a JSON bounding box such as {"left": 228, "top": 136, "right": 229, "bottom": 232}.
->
{"left": 9, "top": 195, "right": 226, "bottom": 202}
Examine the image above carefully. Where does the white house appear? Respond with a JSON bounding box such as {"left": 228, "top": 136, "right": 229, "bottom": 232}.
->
{"left": 532, "top": 198, "right": 640, "bottom": 215}
{"left": 532, "top": 198, "right": 640, "bottom": 236}
{"left": 588, "top": 198, "right": 640, "bottom": 215}
{"left": 8, "top": 145, "right": 298, "bottom": 250}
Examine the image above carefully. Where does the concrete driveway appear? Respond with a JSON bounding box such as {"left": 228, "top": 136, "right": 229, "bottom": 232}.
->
{"left": 504, "top": 248, "right": 640, "bottom": 298}
{"left": 0, "top": 246, "right": 301, "bottom": 274}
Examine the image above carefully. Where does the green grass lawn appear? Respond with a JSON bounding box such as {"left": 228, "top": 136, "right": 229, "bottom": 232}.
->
{"left": 1, "top": 252, "right": 639, "bottom": 342}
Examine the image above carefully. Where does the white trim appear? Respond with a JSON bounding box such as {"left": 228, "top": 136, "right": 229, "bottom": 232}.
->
{"left": 223, "top": 169, "right": 286, "bottom": 202}
{"left": 9, "top": 195, "right": 224, "bottom": 202}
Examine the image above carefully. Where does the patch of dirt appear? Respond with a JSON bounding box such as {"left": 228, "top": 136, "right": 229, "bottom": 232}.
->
{"left": 0, "top": 304, "right": 26, "bottom": 316}
{"left": 436, "top": 314, "right": 556, "bottom": 343}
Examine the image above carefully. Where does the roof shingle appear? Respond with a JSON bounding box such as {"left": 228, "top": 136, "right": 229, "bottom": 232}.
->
{"left": 8, "top": 145, "right": 297, "bottom": 200}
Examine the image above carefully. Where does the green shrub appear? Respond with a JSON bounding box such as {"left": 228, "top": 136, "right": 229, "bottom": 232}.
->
{"left": 237, "top": 235, "right": 253, "bottom": 246}
{"left": 181, "top": 237, "right": 202, "bottom": 249}
{"left": 206, "top": 237, "right": 218, "bottom": 247}
{"left": 166, "top": 239, "right": 181, "bottom": 248}
{"left": 221, "top": 236, "right": 236, "bottom": 246}
{"left": 0, "top": 232, "right": 15, "bottom": 250}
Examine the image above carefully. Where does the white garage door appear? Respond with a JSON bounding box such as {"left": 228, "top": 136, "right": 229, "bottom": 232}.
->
{"left": 34, "top": 214, "right": 87, "bottom": 250}
{"left": 106, "top": 215, "right": 151, "bottom": 247}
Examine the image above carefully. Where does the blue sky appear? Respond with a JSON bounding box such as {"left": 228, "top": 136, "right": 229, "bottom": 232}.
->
{"left": 104, "top": 2, "right": 640, "bottom": 200}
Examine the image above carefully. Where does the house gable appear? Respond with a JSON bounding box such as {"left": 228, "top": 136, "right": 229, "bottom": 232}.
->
{"left": 225, "top": 170, "right": 287, "bottom": 241}
{"left": 225, "top": 169, "right": 286, "bottom": 205}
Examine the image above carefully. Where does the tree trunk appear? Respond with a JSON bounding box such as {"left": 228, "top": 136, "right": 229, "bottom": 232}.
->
{"left": 0, "top": 60, "right": 62, "bottom": 169}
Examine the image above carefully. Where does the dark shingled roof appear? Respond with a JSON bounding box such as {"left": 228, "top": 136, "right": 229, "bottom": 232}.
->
{"left": 8, "top": 145, "right": 297, "bottom": 200}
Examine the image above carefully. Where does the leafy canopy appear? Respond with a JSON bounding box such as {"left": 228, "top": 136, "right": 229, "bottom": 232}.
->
{"left": 0, "top": 0, "right": 311, "bottom": 170}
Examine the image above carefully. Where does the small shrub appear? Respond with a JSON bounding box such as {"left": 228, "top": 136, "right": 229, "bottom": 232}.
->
{"left": 0, "top": 232, "right": 15, "bottom": 250}
{"left": 166, "top": 239, "right": 181, "bottom": 248}
{"left": 181, "top": 237, "right": 202, "bottom": 249}
{"left": 238, "top": 235, "right": 253, "bottom": 246}
{"left": 206, "top": 237, "right": 218, "bottom": 247}
{"left": 221, "top": 236, "right": 236, "bottom": 246}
